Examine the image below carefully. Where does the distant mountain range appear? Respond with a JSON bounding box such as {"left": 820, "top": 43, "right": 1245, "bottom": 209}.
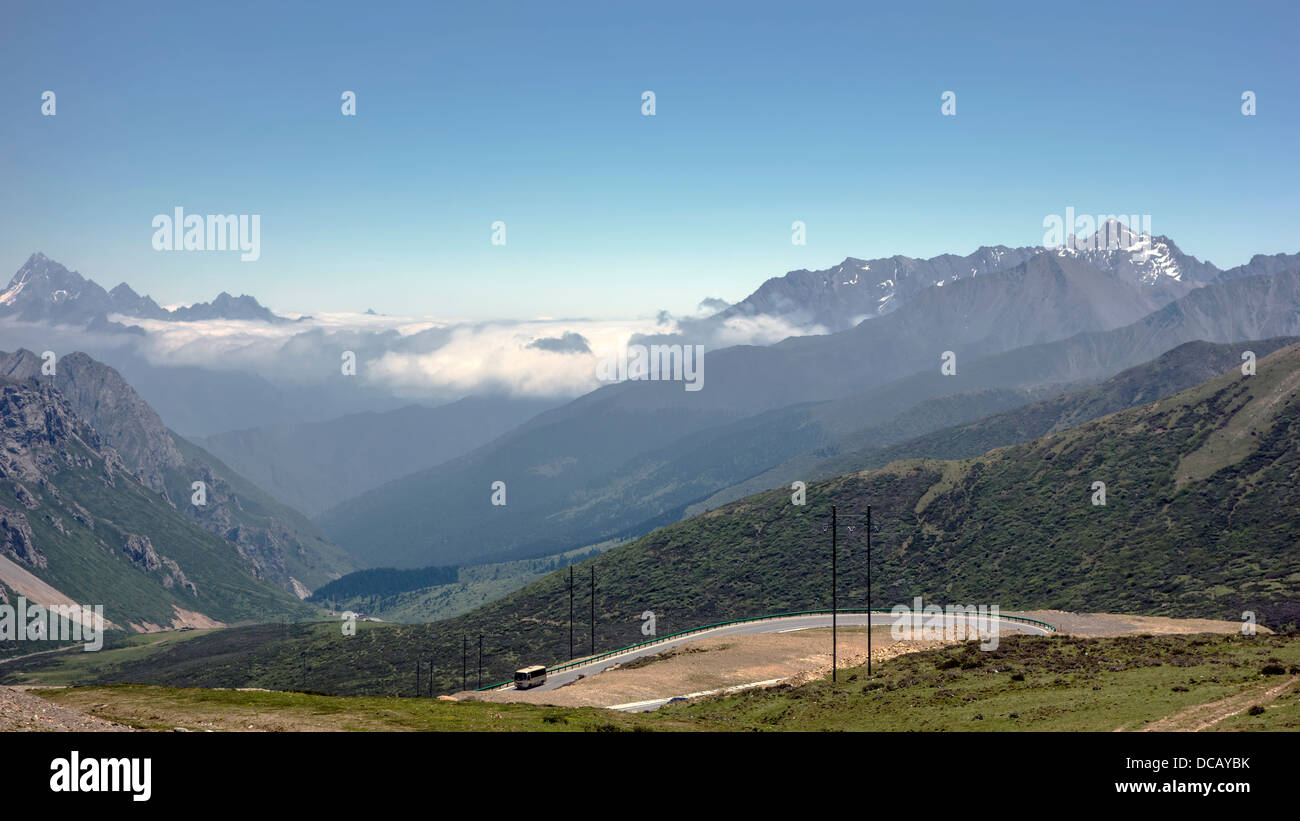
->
{"left": 317, "top": 234, "right": 1300, "bottom": 569}
{"left": 697, "top": 245, "right": 1040, "bottom": 334}
{"left": 0, "top": 253, "right": 294, "bottom": 328}
{"left": 695, "top": 222, "right": 1226, "bottom": 337}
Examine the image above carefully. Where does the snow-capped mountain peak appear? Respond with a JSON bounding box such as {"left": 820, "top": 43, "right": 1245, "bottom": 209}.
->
{"left": 1056, "top": 219, "right": 1214, "bottom": 288}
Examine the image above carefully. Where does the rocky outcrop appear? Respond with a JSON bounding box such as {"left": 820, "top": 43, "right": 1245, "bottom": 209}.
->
{"left": 121, "top": 533, "right": 197, "bottom": 596}
{"left": 67, "top": 501, "right": 94, "bottom": 530}
{"left": 122, "top": 533, "right": 162, "bottom": 572}
{"left": 158, "top": 557, "right": 197, "bottom": 596}
{"left": 11, "top": 482, "right": 38, "bottom": 510}
{"left": 0, "top": 505, "right": 43, "bottom": 568}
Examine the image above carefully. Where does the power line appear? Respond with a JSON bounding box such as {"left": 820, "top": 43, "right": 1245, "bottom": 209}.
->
{"left": 832, "top": 504, "right": 837, "bottom": 682}
{"left": 867, "top": 504, "right": 873, "bottom": 676}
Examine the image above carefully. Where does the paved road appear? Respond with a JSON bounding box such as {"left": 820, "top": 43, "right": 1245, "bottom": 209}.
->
{"left": 500, "top": 611, "right": 1052, "bottom": 696}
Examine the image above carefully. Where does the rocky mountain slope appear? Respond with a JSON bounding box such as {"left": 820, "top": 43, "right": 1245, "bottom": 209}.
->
{"left": 0, "top": 376, "right": 311, "bottom": 634}
{"left": 0, "top": 350, "right": 356, "bottom": 594}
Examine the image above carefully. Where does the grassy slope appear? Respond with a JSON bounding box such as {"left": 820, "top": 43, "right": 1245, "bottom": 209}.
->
{"left": 167, "top": 433, "right": 357, "bottom": 591}
{"left": 693, "top": 337, "right": 1298, "bottom": 513}
{"left": 30, "top": 633, "right": 1300, "bottom": 731}
{"left": 654, "top": 632, "right": 1300, "bottom": 731}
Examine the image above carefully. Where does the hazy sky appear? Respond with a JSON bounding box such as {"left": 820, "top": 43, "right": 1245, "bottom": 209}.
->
{"left": 2, "top": 0, "right": 1297, "bottom": 319}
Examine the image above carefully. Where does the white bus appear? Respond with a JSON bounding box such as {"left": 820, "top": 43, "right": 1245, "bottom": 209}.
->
{"left": 514, "top": 665, "right": 547, "bottom": 689}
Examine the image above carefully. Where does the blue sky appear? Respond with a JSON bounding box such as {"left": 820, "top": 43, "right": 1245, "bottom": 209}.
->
{"left": 2, "top": 0, "right": 1297, "bottom": 318}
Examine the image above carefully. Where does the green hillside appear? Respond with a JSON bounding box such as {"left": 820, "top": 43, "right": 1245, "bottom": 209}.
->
{"left": 697, "top": 337, "right": 1297, "bottom": 510}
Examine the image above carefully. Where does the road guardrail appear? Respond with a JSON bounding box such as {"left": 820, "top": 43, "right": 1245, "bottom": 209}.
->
{"left": 474, "top": 608, "right": 1057, "bottom": 691}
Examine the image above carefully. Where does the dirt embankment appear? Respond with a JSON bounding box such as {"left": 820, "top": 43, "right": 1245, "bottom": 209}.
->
{"left": 0, "top": 686, "right": 133, "bottom": 731}
{"left": 468, "top": 626, "right": 936, "bottom": 708}
{"left": 1017, "top": 610, "right": 1265, "bottom": 637}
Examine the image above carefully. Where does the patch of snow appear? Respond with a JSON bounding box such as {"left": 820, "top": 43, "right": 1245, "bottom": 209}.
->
{"left": 0, "top": 279, "right": 26, "bottom": 306}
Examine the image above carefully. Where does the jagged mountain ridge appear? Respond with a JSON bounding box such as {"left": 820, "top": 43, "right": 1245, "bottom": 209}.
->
{"left": 702, "top": 221, "right": 1221, "bottom": 337}
{"left": 0, "top": 253, "right": 291, "bottom": 328}
{"left": 703, "top": 244, "right": 1040, "bottom": 334}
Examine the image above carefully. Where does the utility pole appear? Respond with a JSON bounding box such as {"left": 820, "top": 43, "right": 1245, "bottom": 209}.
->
{"left": 832, "top": 504, "right": 837, "bottom": 682}
{"left": 415, "top": 659, "right": 420, "bottom": 698}
{"left": 569, "top": 565, "right": 575, "bottom": 659}
{"left": 867, "top": 505, "right": 872, "bottom": 676}
{"left": 590, "top": 566, "right": 596, "bottom": 656}
{"left": 477, "top": 634, "right": 483, "bottom": 689}
{"left": 462, "top": 636, "right": 467, "bottom": 691}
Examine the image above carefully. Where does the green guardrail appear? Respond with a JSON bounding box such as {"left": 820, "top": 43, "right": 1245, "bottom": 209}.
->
{"left": 475, "top": 608, "right": 1057, "bottom": 691}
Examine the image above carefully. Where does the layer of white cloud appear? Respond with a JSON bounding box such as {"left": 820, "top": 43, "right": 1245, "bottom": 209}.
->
{"left": 4, "top": 300, "right": 827, "bottom": 404}
{"left": 111, "top": 312, "right": 678, "bottom": 400}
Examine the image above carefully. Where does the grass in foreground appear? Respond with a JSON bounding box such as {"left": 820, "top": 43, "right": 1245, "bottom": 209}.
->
{"left": 655, "top": 632, "right": 1300, "bottom": 731}
{"left": 35, "top": 633, "right": 1300, "bottom": 732}
{"left": 37, "top": 685, "right": 703, "bottom": 732}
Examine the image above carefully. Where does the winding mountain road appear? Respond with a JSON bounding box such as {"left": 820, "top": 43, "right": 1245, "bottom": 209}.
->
{"left": 493, "top": 610, "right": 1053, "bottom": 705}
